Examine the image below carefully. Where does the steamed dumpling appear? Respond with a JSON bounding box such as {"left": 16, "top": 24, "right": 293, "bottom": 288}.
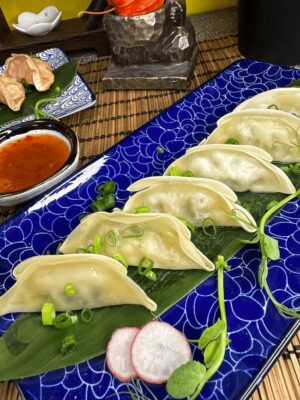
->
{"left": 0, "top": 254, "right": 157, "bottom": 316}
{"left": 234, "top": 87, "right": 300, "bottom": 117}
{"left": 4, "top": 54, "right": 55, "bottom": 91}
{"left": 164, "top": 144, "right": 295, "bottom": 193}
{"left": 204, "top": 109, "right": 300, "bottom": 162}
{"left": 124, "top": 177, "right": 257, "bottom": 233}
{"left": 60, "top": 211, "right": 214, "bottom": 271}
{"left": 0, "top": 76, "right": 25, "bottom": 111}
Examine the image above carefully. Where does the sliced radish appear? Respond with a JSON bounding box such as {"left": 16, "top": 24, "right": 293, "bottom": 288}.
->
{"left": 131, "top": 321, "right": 192, "bottom": 384}
{"left": 106, "top": 326, "right": 140, "bottom": 382}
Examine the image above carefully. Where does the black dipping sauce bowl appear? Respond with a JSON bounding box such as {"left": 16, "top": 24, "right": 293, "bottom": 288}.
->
{"left": 0, "top": 119, "right": 79, "bottom": 207}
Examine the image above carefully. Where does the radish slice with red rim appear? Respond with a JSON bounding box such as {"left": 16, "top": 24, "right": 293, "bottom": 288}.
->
{"left": 131, "top": 321, "right": 192, "bottom": 384}
{"left": 106, "top": 326, "right": 140, "bottom": 382}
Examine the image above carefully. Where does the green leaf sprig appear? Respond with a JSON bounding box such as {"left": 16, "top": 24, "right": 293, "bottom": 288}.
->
{"left": 280, "top": 162, "right": 300, "bottom": 174}
{"left": 235, "top": 190, "right": 300, "bottom": 318}
{"left": 166, "top": 255, "right": 230, "bottom": 399}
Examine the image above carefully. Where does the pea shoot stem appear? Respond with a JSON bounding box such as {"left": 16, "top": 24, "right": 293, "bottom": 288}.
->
{"left": 189, "top": 262, "right": 228, "bottom": 400}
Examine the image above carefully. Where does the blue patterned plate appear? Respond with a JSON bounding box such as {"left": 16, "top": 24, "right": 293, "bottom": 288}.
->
{"left": 0, "top": 48, "right": 96, "bottom": 129}
{"left": 0, "top": 59, "right": 300, "bottom": 400}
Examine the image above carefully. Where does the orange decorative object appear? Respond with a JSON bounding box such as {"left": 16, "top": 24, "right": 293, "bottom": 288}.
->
{"left": 79, "top": 0, "right": 164, "bottom": 18}
{"left": 108, "top": 0, "right": 165, "bottom": 16}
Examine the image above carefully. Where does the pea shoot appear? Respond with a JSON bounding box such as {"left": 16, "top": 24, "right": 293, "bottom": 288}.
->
{"left": 167, "top": 255, "right": 230, "bottom": 399}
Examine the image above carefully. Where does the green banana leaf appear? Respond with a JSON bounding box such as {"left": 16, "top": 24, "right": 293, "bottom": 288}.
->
{"left": 0, "top": 168, "right": 298, "bottom": 381}
{"left": 0, "top": 60, "right": 78, "bottom": 126}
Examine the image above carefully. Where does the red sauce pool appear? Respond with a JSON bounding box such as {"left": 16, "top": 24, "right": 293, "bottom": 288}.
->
{"left": 0, "top": 133, "right": 71, "bottom": 193}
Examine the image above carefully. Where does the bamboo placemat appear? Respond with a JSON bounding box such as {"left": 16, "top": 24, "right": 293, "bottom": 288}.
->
{"left": 0, "top": 35, "right": 299, "bottom": 400}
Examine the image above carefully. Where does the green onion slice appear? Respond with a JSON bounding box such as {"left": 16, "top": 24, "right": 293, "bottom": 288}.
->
{"left": 76, "top": 244, "right": 94, "bottom": 254}
{"left": 138, "top": 257, "right": 156, "bottom": 281}
{"left": 93, "top": 234, "right": 101, "bottom": 254}
{"left": 169, "top": 166, "right": 182, "bottom": 176}
{"left": 105, "top": 230, "right": 117, "bottom": 246}
{"left": 121, "top": 225, "right": 144, "bottom": 238}
{"left": 53, "top": 312, "right": 78, "bottom": 330}
{"left": 97, "top": 181, "right": 116, "bottom": 195}
{"left": 113, "top": 252, "right": 128, "bottom": 268}
{"left": 267, "top": 104, "right": 279, "bottom": 110}
{"left": 133, "top": 205, "right": 151, "bottom": 214}
{"left": 42, "top": 303, "right": 56, "bottom": 326}
{"left": 81, "top": 308, "right": 93, "bottom": 323}
{"left": 266, "top": 200, "right": 279, "bottom": 211}
{"left": 156, "top": 146, "right": 165, "bottom": 154}
{"left": 91, "top": 193, "right": 115, "bottom": 212}
{"left": 177, "top": 216, "right": 196, "bottom": 232}
{"left": 182, "top": 170, "right": 195, "bottom": 177}
{"left": 61, "top": 334, "right": 77, "bottom": 355}
{"left": 225, "top": 137, "right": 240, "bottom": 145}
{"left": 201, "top": 217, "right": 217, "bottom": 238}
{"left": 65, "top": 283, "right": 76, "bottom": 297}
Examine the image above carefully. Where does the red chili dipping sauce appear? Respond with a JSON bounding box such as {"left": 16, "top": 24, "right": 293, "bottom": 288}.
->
{"left": 0, "top": 133, "right": 70, "bottom": 193}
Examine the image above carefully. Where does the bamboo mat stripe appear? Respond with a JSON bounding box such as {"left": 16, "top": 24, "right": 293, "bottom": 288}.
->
{"left": 0, "top": 34, "right": 299, "bottom": 400}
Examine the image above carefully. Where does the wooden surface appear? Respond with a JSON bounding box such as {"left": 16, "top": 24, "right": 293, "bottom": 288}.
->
{"left": 0, "top": 35, "right": 299, "bottom": 400}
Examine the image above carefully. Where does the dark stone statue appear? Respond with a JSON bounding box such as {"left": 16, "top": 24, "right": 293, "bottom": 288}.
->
{"left": 102, "top": 0, "right": 197, "bottom": 90}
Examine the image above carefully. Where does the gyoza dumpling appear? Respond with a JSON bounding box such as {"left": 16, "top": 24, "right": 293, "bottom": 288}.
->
{"left": 123, "top": 177, "right": 257, "bottom": 233}
{"left": 234, "top": 87, "right": 300, "bottom": 117}
{"left": 0, "top": 76, "right": 25, "bottom": 111}
{"left": 0, "top": 254, "right": 157, "bottom": 316}
{"left": 164, "top": 144, "right": 295, "bottom": 194}
{"left": 4, "top": 54, "right": 55, "bottom": 91}
{"left": 204, "top": 109, "right": 300, "bottom": 162}
{"left": 60, "top": 211, "right": 214, "bottom": 271}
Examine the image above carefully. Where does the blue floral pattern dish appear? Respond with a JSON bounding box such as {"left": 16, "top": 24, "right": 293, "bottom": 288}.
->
{"left": 0, "top": 48, "right": 96, "bottom": 129}
{"left": 0, "top": 59, "right": 300, "bottom": 400}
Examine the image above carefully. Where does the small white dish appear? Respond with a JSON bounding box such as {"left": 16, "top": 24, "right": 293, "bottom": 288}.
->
{"left": 0, "top": 119, "right": 79, "bottom": 207}
{"left": 13, "top": 6, "right": 62, "bottom": 37}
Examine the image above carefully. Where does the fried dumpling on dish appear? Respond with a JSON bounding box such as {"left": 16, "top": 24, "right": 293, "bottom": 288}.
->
{"left": 204, "top": 109, "right": 300, "bottom": 162}
{"left": 4, "top": 54, "right": 55, "bottom": 91}
{"left": 60, "top": 211, "right": 215, "bottom": 271}
{"left": 234, "top": 87, "right": 300, "bottom": 117}
{"left": 123, "top": 177, "right": 257, "bottom": 233}
{"left": 0, "top": 254, "right": 157, "bottom": 316}
{"left": 164, "top": 144, "right": 295, "bottom": 194}
{"left": 0, "top": 76, "right": 25, "bottom": 111}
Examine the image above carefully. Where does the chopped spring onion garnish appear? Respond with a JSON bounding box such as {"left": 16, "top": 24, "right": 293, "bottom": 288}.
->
{"left": 225, "top": 138, "right": 239, "bottom": 145}
{"left": 113, "top": 252, "right": 128, "bottom": 268}
{"left": 267, "top": 104, "right": 279, "bottom": 110}
{"left": 56, "top": 242, "right": 63, "bottom": 255}
{"left": 156, "top": 146, "right": 165, "bottom": 154}
{"left": 266, "top": 200, "right": 279, "bottom": 211}
{"left": 76, "top": 244, "right": 94, "bottom": 254}
{"left": 121, "top": 225, "right": 144, "bottom": 238}
{"left": 201, "top": 217, "right": 217, "bottom": 237}
{"left": 42, "top": 303, "right": 56, "bottom": 326}
{"left": 91, "top": 193, "right": 115, "bottom": 212}
{"left": 65, "top": 283, "right": 76, "bottom": 297}
{"left": 138, "top": 257, "right": 157, "bottom": 281}
{"left": 177, "top": 216, "right": 196, "bottom": 232}
{"left": 182, "top": 170, "right": 195, "bottom": 177}
{"left": 55, "top": 86, "right": 61, "bottom": 93}
{"left": 34, "top": 98, "right": 57, "bottom": 119}
{"left": 93, "top": 234, "right": 101, "bottom": 254}
{"left": 105, "top": 230, "right": 117, "bottom": 247}
{"left": 61, "top": 334, "right": 77, "bottom": 355}
{"left": 133, "top": 205, "right": 151, "bottom": 214}
{"left": 97, "top": 181, "right": 116, "bottom": 196}
{"left": 169, "top": 166, "right": 182, "bottom": 176}
{"left": 53, "top": 313, "right": 78, "bottom": 330}
{"left": 81, "top": 308, "right": 93, "bottom": 323}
